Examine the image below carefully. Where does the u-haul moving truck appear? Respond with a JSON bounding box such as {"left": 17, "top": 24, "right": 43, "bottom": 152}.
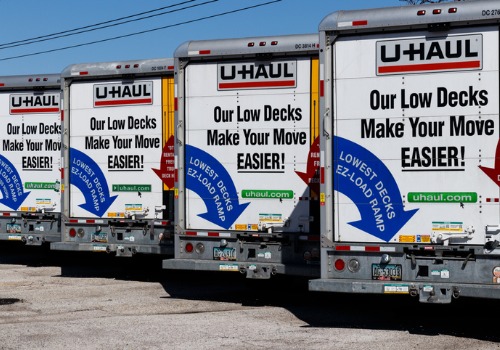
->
{"left": 0, "top": 74, "right": 62, "bottom": 245}
{"left": 163, "top": 34, "right": 321, "bottom": 278}
{"left": 309, "top": 0, "right": 500, "bottom": 303}
{"left": 51, "top": 59, "right": 175, "bottom": 256}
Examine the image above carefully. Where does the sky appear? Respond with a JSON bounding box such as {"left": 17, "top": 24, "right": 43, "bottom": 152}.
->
{"left": 0, "top": 0, "right": 406, "bottom": 76}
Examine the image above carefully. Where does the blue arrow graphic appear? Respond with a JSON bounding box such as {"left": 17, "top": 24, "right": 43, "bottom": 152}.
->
{"left": 186, "top": 144, "right": 249, "bottom": 229}
{"left": 334, "top": 136, "right": 418, "bottom": 242}
{"left": 70, "top": 148, "right": 117, "bottom": 217}
{"left": 0, "top": 154, "right": 30, "bottom": 210}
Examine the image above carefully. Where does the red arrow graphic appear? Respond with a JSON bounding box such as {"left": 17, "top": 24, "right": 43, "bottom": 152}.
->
{"left": 153, "top": 135, "right": 175, "bottom": 189}
{"left": 296, "top": 136, "right": 320, "bottom": 196}
{"left": 479, "top": 139, "right": 500, "bottom": 187}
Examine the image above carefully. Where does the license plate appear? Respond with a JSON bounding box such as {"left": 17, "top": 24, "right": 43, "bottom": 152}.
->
{"left": 92, "top": 232, "right": 108, "bottom": 243}
{"left": 372, "top": 264, "right": 402, "bottom": 281}
{"left": 213, "top": 247, "right": 236, "bottom": 261}
{"left": 6, "top": 223, "right": 21, "bottom": 233}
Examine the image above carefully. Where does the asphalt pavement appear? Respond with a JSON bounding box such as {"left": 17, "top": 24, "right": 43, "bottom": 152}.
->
{"left": 0, "top": 243, "right": 499, "bottom": 350}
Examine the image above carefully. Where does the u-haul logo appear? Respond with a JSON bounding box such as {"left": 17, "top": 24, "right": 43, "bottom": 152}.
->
{"left": 217, "top": 60, "right": 297, "bottom": 90}
{"left": 94, "top": 81, "right": 153, "bottom": 107}
{"left": 10, "top": 93, "right": 60, "bottom": 114}
{"left": 376, "top": 34, "right": 482, "bottom": 75}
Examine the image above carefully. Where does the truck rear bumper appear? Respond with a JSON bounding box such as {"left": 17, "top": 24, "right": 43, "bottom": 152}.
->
{"left": 0, "top": 233, "right": 60, "bottom": 245}
{"left": 309, "top": 278, "right": 500, "bottom": 303}
{"left": 50, "top": 242, "right": 173, "bottom": 256}
{"left": 163, "top": 258, "right": 319, "bottom": 279}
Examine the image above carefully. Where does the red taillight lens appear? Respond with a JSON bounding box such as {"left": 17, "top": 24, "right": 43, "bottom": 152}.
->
{"left": 185, "top": 242, "right": 194, "bottom": 253}
{"left": 334, "top": 258, "right": 345, "bottom": 271}
{"left": 69, "top": 228, "right": 76, "bottom": 238}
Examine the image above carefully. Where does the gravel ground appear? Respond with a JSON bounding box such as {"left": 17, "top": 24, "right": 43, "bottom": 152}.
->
{"left": 0, "top": 243, "right": 499, "bottom": 350}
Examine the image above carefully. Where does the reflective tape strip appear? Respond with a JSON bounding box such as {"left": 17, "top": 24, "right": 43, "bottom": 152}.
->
{"left": 298, "top": 235, "right": 320, "bottom": 241}
{"left": 68, "top": 219, "right": 105, "bottom": 224}
{"left": 154, "top": 221, "right": 170, "bottom": 225}
{"left": 335, "top": 245, "right": 396, "bottom": 252}
{"left": 188, "top": 50, "right": 211, "bottom": 56}
{"left": 185, "top": 231, "right": 231, "bottom": 238}
{"left": 337, "top": 20, "right": 368, "bottom": 28}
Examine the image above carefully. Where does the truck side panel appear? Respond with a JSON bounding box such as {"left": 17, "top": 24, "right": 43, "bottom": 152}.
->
{"left": 68, "top": 78, "right": 166, "bottom": 219}
{"left": 184, "top": 58, "right": 316, "bottom": 232}
{"left": 333, "top": 27, "right": 499, "bottom": 245}
{"left": 311, "top": 1, "right": 500, "bottom": 303}
{"left": 52, "top": 60, "right": 175, "bottom": 256}
{"left": 164, "top": 35, "right": 321, "bottom": 278}
{"left": 0, "top": 76, "right": 61, "bottom": 245}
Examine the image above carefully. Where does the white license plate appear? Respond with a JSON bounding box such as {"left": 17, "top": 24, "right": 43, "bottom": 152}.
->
{"left": 372, "top": 264, "right": 402, "bottom": 281}
{"left": 213, "top": 247, "right": 236, "bottom": 261}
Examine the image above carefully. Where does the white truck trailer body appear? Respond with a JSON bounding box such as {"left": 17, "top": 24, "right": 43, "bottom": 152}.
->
{"left": 309, "top": 0, "right": 500, "bottom": 303}
{"left": 51, "top": 59, "right": 175, "bottom": 256}
{"left": 0, "top": 74, "right": 61, "bottom": 245}
{"left": 163, "top": 34, "right": 321, "bottom": 278}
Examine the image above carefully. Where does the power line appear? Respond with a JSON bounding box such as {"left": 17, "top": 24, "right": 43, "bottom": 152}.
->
{"left": 0, "top": 0, "right": 282, "bottom": 62}
{"left": 0, "top": 0, "right": 216, "bottom": 50}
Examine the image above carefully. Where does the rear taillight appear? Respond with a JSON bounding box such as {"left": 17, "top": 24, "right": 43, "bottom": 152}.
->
{"left": 185, "top": 242, "right": 194, "bottom": 253}
{"left": 334, "top": 258, "right": 345, "bottom": 271}
{"left": 69, "top": 228, "right": 76, "bottom": 238}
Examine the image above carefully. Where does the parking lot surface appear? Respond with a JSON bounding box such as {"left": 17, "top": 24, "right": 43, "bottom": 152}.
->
{"left": 0, "top": 243, "right": 499, "bottom": 350}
